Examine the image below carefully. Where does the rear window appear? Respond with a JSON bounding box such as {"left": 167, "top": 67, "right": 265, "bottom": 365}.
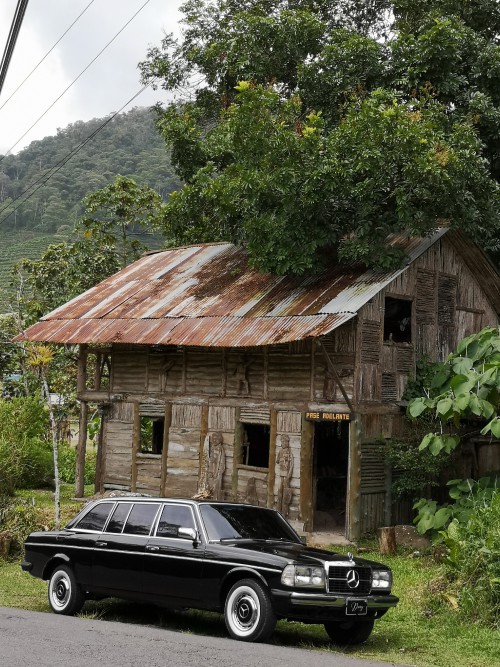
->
{"left": 123, "top": 503, "right": 160, "bottom": 536}
{"left": 106, "top": 503, "right": 132, "bottom": 534}
{"left": 75, "top": 502, "right": 114, "bottom": 532}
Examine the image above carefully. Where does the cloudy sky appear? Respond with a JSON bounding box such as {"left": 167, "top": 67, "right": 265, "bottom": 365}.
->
{"left": 0, "top": 0, "right": 183, "bottom": 154}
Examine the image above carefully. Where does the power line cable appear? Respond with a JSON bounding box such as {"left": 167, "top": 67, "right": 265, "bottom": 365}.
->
{"left": 0, "top": 0, "right": 96, "bottom": 113}
{"left": 0, "top": 0, "right": 153, "bottom": 160}
{"left": 0, "top": 0, "right": 29, "bottom": 96}
{"left": 0, "top": 82, "right": 153, "bottom": 227}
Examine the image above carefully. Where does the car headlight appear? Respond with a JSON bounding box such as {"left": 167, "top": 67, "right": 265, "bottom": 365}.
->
{"left": 371, "top": 569, "right": 392, "bottom": 589}
{"left": 281, "top": 564, "right": 325, "bottom": 589}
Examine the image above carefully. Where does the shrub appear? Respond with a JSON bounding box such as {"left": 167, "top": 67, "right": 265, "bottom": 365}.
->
{"left": 440, "top": 490, "right": 500, "bottom": 628}
{"left": 58, "top": 442, "right": 97, "bottom": 485}
{"left": 0, "top": 397, "right": 52, "bottom": 494}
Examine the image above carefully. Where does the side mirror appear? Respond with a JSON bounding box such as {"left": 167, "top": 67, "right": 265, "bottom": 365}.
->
{"left": 178, "top": 527, "right": 197, "bottom": 542}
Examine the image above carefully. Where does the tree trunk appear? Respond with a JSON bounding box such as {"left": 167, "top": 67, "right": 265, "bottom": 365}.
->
{"left": 378, "top": 526, "right": 397, "bottom": 555}
{"left": 41, "top": 371, "right": 60, "bottom": 530}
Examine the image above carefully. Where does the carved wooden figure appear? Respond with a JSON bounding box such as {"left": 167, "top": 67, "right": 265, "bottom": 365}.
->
{"left": 206, "top": 431, "right": 226, "bottom": 500}
{"left": 276, "top": 434, "right": 294, "bottom": 516}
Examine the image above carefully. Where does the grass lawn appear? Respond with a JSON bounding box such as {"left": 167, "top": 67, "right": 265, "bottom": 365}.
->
{"left": 1, "top": 487, "right": 498, "bottom": 667}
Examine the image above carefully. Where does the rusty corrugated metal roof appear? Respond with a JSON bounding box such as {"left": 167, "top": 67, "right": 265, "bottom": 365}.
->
{"left": 16, "top": 229, "right": 450, "bottom": 347}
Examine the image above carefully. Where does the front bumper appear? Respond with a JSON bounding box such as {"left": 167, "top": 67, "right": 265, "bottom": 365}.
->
{"left": 270, "top": 589, "right": 399, "bottom": 622}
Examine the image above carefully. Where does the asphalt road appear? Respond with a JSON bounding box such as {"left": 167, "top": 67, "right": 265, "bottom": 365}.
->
{"left": 0, "top": 607, "right": 402, "bottom": 667}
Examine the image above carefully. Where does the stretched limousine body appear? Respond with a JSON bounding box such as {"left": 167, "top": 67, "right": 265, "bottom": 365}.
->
{"left": 22, "top": 498, "right": 398, "bottom": 643}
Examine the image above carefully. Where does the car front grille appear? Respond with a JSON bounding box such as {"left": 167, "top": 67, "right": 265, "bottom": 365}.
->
{"left": 327, "top": 566, "right": 372, "bottom": 596}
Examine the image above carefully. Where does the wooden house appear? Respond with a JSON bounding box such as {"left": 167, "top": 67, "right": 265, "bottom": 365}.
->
{"left": 17, "top": 229, "right": 500, "bottom": 539}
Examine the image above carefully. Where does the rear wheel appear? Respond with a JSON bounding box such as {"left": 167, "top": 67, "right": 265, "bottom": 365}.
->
{"left": 48, "top": 565, "right": 85, "bottom": 615}
{"left": 224, "top": 579, "right": 276, "bottom": 642}
{"left": 324, "top": 619, "right": 374, "bottom": 645}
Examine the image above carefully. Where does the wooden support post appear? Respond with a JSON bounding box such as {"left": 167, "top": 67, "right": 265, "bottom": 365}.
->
{"left": 267, "top": 408, "right": 277, "bottom": 508}
{"left": 378, "top": 526, "right": 397, "bottom": 555}
{"left": 94, "top": 404, "right": 107, "bottom": 495}
{"left": 198, "top": 404, "right": 209, "bottom": 482}
{"left": 131, "top": 402, "right": 140, "bottom": 492}
{"left": 75, "top": 400, "right": 88, "bottom": 498}
{"left": 160, "top": 401, "right": 172, "bottom": 496}
{"left": 300, "top": 416, "right": 314, "bottom": 532}
{"left": 384, "top": 460, "right": 392, "bottom": 527}
{"left": 347, "top": 415, "right": 362, "bottom": 541}
{"left": 231, "top": 408, "right": 242, "bottom": 501}
{"left": 76, "top": 345, "right": 88, "bottom": 395}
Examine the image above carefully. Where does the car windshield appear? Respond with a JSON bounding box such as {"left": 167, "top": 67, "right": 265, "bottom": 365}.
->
{"left": 200, "top": 504, "right": 301, "bottom": 543}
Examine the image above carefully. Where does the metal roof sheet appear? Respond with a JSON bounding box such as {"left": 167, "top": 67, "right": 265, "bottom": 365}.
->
{"left": 16, "top": 230, "right": 452, "bottom": 348}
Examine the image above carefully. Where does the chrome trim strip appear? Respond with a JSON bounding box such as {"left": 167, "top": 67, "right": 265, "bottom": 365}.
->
{"left": 23, "top": 543, "right": 281, "bottom": 572}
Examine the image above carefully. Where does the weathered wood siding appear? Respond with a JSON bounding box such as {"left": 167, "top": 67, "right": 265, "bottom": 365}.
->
{"left": 100, "top": 234, "right": 498, "bottom": 532}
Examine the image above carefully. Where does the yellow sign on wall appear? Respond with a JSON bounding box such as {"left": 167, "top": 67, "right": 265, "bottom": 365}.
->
{"left": 305, "top": 411, "right": 351, "bottom": 422}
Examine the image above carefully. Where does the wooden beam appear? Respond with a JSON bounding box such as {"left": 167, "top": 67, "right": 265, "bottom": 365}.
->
{"left": 231, "top": 408, "right": 242, "bottom": 500}
{"left": 267, "top": 408, "right": 277, "bottom": 508}
{"left": 76, "top": 345, "right": 88, "bottom": 394}
{"left": 198, "top": 404, "right": 209, "bottom": 482}
{"left": 160, "top": 401, "right": 172, "bottom": 497}
{"left": 300, "top": 415, "right": 314, "bottom": 531}
{"left": 347, "top": 416, "right": 362, "bottom": 541}
{"left": 75, "top": 400, "right": 88, "bottom": 498}
{"left": 317, "top": 340, "right": 354, "bottom": 411}
{"left": 131, "top": 402, "right": 140, "bottom": 492}
{"left": 94, "top": 404, "right": 107, "bottom": 494}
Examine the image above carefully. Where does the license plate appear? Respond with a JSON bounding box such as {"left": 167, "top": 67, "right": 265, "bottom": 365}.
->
{"left": 346, "top": 598, "right": 368, "bottom": 615}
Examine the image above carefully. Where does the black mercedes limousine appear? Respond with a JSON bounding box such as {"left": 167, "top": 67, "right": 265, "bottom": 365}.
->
{"left": 22, "top": 497, "right": 398, "bottom": 643}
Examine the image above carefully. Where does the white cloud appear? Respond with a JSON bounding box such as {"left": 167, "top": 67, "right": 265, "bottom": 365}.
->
{"left": 0, "top": 0, "right": 182, "bottom": 154}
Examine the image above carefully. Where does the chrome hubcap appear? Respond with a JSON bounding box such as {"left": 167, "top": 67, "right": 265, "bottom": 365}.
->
{"left": 51, "top": 574, "right": 70, "bottom": 607}
{"left": 232, "top": 593, "right": 258, "bottom": 631}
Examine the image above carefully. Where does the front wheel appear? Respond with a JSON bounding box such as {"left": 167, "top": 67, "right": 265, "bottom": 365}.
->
{"left": 48, "top": 565, "right": 85, "bottom": 615}
{"left": 324, "top": 619, "right": 374, "bottom": 645}
{"left": 224, "top": 579, "right": 276, "bottom": 642}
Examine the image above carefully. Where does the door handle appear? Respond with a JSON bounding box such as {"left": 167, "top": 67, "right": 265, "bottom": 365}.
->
{"left": 146, "top": 545, "right": 160, "bottom": 552}
{"left": 96, "top": 541, "right": 107, "bottom": 548}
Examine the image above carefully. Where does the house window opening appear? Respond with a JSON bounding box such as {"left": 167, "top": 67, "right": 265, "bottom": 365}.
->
{"left": 140, "top": 417, "right": 164, "bottom": 455}
{"left": 242, "top": 423, "right": 270, "bottom": 468}
{"left": 384, "top": 297, "right": 412, "bottom": 343}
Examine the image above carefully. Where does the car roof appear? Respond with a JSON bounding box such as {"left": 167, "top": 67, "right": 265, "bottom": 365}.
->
{"left": 91, "top": 497, "right": 265, "bottom": 509}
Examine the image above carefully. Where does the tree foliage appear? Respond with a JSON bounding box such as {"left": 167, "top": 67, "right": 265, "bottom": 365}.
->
{"left": 140, "top": 0, "right": 500, "bottom": 273}
{"left": 408, "top": 327, "right": 500, "bottom": 456}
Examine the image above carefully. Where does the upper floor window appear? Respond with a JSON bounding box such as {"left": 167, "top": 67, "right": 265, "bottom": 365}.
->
{"left": 384, "top": 297, "right": 412, "bottom": 343}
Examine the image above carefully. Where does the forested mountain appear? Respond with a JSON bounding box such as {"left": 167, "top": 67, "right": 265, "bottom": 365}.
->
{"left": 0, "top": 106, "right": 180, "bottom": 233}
{"left": 0, "top": 107, "right": 180, "bottom": 310}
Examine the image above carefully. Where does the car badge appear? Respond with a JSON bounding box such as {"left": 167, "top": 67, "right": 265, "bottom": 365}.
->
{"left": 347, "top": 551, "right": 354, "bottom": 561}
{"left": 346, "top": 569, "right": 360, "bottom": 589}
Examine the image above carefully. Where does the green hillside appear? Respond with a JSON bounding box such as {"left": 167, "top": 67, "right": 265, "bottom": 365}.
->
{"left": 0, "top": 107, "right": 180, "bottom": 311}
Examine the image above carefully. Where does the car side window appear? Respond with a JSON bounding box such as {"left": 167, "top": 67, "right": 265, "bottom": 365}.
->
{"left": 156, "top": 504, "right": 195, "bottom": 538}
{"left": 75, "top": 502, "right": 114, "bottom": 532}
{"left": 123, "top": 503, "right": 160, "bottom": 536}
{"left": 106, "top": 503, "right": 132, "bottom": 533}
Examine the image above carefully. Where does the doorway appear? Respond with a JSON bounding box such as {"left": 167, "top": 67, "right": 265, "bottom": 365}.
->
{"left": 313, "top": 421, "right": 349, "bottom": 531}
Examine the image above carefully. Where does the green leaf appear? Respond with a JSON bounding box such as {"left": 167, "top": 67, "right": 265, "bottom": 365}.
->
{"left": 452, "top": 357, "right": 473, "bottom": 374}
{"left": 408, "top": 397, "right": 428, "bottom": 418}
{"left": 450, "top": 374, "right": 475, "bottom": 395}
{"left": 479, "top": 399, "right": 495, "bottom": 419}
{"left": 419, "top": 432, "right": 436, "bottom": 451}
{"left": 429, "top": 435, "right": 444, "bottom": 455}
{"left": 453, "top": 393, "right": 470, "bottom": 411}
{"left": 469, "top": 394, "right": 482, "bottom": 416}
{"left": 436, "top": 397, "right": 453, "bottom": 416}
{"left": 432, "top": 507, "right": 452, "bottom": 529}
{"left": 431, "top": 367, "right": 450, "bottom": 389}
{"left": 490, "top": 419, "right": 500, "bottom": 438}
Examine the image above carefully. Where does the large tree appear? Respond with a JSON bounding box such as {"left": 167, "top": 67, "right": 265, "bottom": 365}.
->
{"left": 140, "top": 0, "right": 500, "bottom": 274}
